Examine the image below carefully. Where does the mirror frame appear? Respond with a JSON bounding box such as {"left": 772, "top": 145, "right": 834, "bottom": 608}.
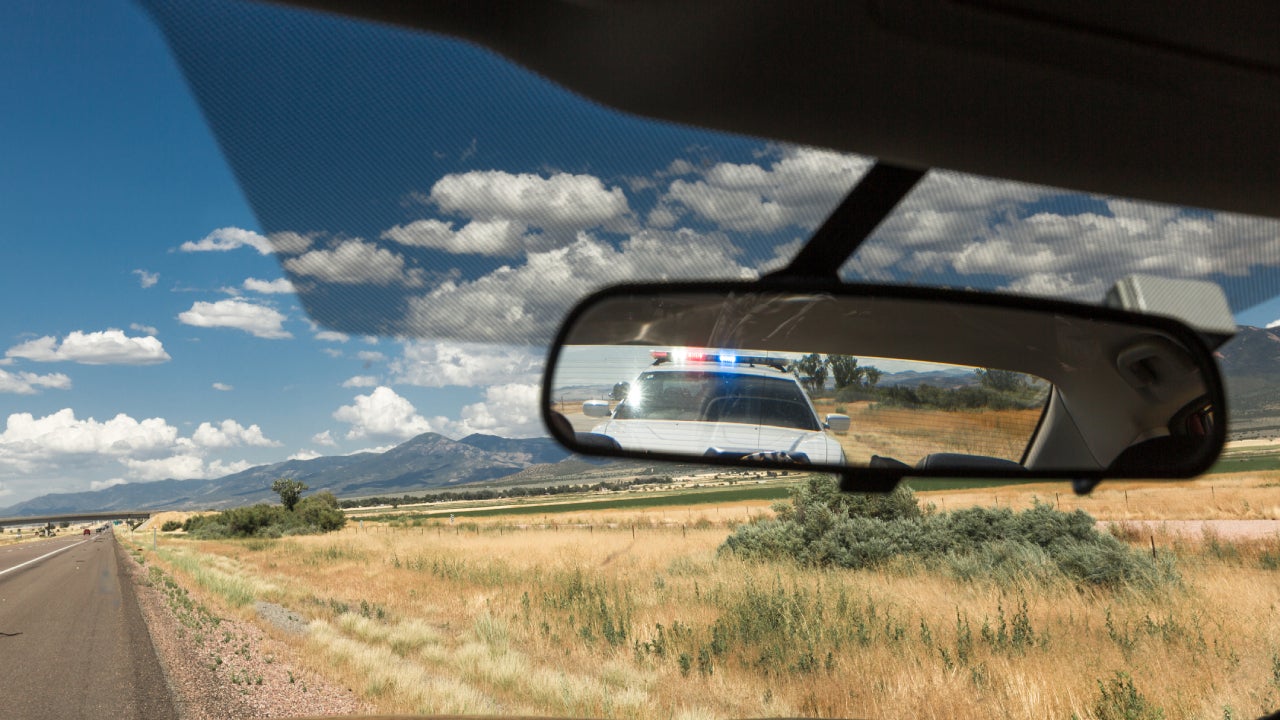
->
{"left": 541, "top": 280, "right": 1228, "bottom": 489}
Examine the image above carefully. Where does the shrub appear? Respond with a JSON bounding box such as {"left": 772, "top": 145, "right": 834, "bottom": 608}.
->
{"left": 1093, "top": 671, "right": 1165, "bottom": 720}
{"left": 180, "top": 491, "right": 346, "bottom": 539}
{"left": 722, "top": 476, "right": 1176, "bottom": 591}
{"left": 160, "top": 520, "right": 184, "bottom": 532}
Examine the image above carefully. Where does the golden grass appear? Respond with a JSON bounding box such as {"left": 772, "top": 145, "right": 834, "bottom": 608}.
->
{"left": 917, "top": 472, "right": 1280, "bottom": 521}
{"left": 812, "top": 400, "right": 1042, "bottom": 464}
{"left": 141, "top": 500, "right": 1280, "bottom": 720}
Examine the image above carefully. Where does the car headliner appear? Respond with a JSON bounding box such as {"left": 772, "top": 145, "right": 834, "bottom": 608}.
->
{"left": 268, "top": 0, "right": 1280, "bottom": 220}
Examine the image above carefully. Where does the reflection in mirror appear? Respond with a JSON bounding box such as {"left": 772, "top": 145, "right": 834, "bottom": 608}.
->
{"left": 545, "top": 287, "right": 1224, "bottom": 477}
{"left": 552, "top": 348, "right": 1050, "bottom": 468}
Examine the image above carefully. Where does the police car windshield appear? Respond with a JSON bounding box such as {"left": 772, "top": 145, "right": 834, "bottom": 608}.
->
{"left": 613, "top": 370, "right": 820, "bottom": 431}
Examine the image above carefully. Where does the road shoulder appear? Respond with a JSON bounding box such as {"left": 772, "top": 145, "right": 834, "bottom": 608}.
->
{"left": 119, "top": 542, "right": 368, "bottom": 719}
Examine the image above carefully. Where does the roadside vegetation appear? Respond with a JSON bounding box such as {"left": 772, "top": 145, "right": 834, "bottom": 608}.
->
{"left": 137, "top": 472, "right": 1280, "bottom": 719}
{"left": 340, "top": 476, "right": 677, "bottom": 509}
{"left": 723, "top": 478, "right": 1177, "bottom": 591}
{"left": 795, "top": 354, "right": 1048, "bottom": 412}
{"left": 181, "top": 479, "right": 346, "bottom": 539}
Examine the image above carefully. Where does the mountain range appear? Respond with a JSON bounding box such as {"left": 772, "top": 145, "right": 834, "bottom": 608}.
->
{"left": 1217, "top": 325, "right": 1280, "bottom": 437}
{"left": 4, "top": 325, "right": 1277, "bottom": 516}
{"left": 0, "top": 433, "right": 594, "bottom": 516}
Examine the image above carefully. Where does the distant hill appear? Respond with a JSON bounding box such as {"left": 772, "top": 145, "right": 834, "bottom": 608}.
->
{"left": 877, "top": 368, "right": 976, "bottom": 389}
{"left": 0, "top": 433, "right": 596, "bottom": 516}
{"left": 1218, "top": 325, "right": 1280, "bottom": 438}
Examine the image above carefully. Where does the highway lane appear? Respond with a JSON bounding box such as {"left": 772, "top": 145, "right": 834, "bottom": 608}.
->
{"left": 0, "top": 531, "right": 177, "bottom": 718}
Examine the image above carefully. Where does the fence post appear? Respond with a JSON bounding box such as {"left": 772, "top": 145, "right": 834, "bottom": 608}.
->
{"left": 1150, "top": 535, "right": 1156, "bottom": 560}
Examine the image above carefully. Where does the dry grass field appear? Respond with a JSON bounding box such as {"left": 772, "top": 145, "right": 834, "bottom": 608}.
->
{"left": 811, "top": 400, "right": 1042, "bottom": 464}
{"left": 131, "top": 473, "right": 1280, "bottom": 720}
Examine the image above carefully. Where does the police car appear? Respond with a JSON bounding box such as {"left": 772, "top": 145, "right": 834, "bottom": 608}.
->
{"left": 583, "top": 350, "right": 847, "bottom": 464}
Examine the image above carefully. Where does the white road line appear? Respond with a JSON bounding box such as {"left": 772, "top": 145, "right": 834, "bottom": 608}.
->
{"left": 0, "top": 538, "right": 91, "bottom": 577}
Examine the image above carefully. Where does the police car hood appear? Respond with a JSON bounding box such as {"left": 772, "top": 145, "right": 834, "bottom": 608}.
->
{"left": 591, "top": 419, "right": 843, "bottom": 465}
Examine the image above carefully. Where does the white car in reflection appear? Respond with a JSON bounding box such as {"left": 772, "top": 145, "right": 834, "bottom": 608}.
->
{"left": 584, "top": 353, "right": 847, "bottom": 464}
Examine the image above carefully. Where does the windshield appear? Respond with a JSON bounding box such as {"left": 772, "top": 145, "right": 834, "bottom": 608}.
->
{"left": 3, "top": 1, "right": 1280, "bottom": 719}
{"left": 613, "top": 370, "right": 820, "bottom": 430}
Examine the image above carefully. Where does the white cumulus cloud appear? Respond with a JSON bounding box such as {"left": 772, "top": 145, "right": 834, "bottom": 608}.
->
{"left": 446, "top": 382, "right": 544, "bottom": 438}
{"left": 0, "top": 369, "right": 72, "bottom": 395}
{"left": 428, "top": 170, "right": 630, "bottom": 238}
{"left": 288, "top": 449, "right": 322, "bottom": 461}
{"left": 120, "top": 455, "right": 208, "bottom": 481}
{"left": 333, "top": 386, "right": 436, "bottom": 441}
{"left": 211, "top": 382, "right": 234, "bottom": 392}
{"left": 190, "top": 419, "right": 280, "bottom": 449}
{"left": 404, "top": 229, "right": 753, "bottom": 343}
{"left": 90, "top": 478, "right": 128, "bottom": 491}
{"left": 659, "top": 147, "right": 871, "bottom": 232}
{"left": 7, "top": 329, "right": 171, "bottom": 365}
{"left": 390, "top": 340, "right": 543, "bottom": 388}
{"left": 180, "top": 227, "right": 274, "bottom": 255}
{"left": 0, "top": 409, "right": 181, "bottom": 464}
{"left": 244, "top": 277, "right": 296, "bottom": 294}
{"left": 178, "top": 298, "right": 291, "bottom": 339}
{"left": 133, "top": 269, "right": 159, "bottom": 288}
{"left": 342, "top": 375, "right": 378, "bottom": 388}
{"left": 130, "top": 323, "right": 159, "bottom": 336}
{"left": 382, "top": 218, "right": 530, "bottom": 257}
{"left": 179, "top": 228, "right": 313, "bottom": 256}
{"left": 283, "top": 240, "right": 423, "bottom": 286}
{"left": 311, "top": 430, "right": 336, "bottom": 446}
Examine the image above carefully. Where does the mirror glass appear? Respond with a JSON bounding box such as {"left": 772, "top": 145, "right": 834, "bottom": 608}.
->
{"left": 544, "top": 287, "right": 1224, "bottom": 477}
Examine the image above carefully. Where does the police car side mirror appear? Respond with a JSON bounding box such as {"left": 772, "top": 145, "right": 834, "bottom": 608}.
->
{"left": 582, "top": 400, "right": 612, "bottom": 418}
{"left": 541, "top": 281, "right": 1226, "bottom": 492}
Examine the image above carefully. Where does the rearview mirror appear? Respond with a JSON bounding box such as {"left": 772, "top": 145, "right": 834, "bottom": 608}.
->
{"left": 541, "top": 282, "right": 1226, "bottom": 487}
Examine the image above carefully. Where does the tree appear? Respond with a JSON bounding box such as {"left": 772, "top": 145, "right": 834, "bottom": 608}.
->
{"left": 862, "top": 366, "right": 883, "bottom": 387}
{"left": 975, "top": 368, "right": 1025, "bottom": 393}
{"left": 272, "top": 477, "right": 309, "bottom": 512}
{"left": 827, "top": 354, "right": 862, "bottom": 389}
{"left": 610, "top": 381, "right": 630, "bottom": 401}
{"left": 793, "top": 353, "right": 828, "bottom": 394}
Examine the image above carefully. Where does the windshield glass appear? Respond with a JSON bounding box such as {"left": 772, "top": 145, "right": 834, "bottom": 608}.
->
{"left": 3, "top": 1, "right": 1280, "bottom": 719}
{"left": 613, "top": 370, "right": 819, "bottom": 430}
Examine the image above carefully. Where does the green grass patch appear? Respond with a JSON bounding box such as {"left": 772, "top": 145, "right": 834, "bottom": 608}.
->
{"left": 904, "top": 478, "right": 1045, "bottom": 492}
{"left": 355, "top": 477, "right": 1047, "bottom": 522}
{"left": 359, "top": 484, "right": 795, "bottom": 521}
{"left": 1207, "top": 454, "right": 1280, "bottom": 473}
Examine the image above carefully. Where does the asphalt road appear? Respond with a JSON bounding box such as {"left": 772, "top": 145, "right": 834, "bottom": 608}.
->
{"left": 0, "top": 532, "right": 176, "bottom": 719}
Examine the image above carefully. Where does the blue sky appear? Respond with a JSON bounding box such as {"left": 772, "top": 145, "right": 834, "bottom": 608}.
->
{"left": 1, "top": 0, "right": 1279, "bottom": 506}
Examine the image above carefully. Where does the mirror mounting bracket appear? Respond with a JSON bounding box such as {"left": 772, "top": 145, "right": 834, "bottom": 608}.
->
{"left": 839, "top": 470, "right": 903, "bottom": 495}
{"left": 765, "top": 162, "right": 926, "bottom": 281}
{"left": 1072, "top": 477, "right": 1102, "bottom": 495}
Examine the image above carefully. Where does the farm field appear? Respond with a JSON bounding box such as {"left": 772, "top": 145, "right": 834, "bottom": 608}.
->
{"left": 127, "top": 469, "right": 1280, "bottom": 720}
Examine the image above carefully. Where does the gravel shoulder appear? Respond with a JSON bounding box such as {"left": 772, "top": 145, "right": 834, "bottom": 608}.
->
{"left": 120, "top": 545, "right": 371, "bottom": 719}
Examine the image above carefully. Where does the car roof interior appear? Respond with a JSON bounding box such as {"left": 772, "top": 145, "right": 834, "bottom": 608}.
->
{"left": 268, "top": 0, "right": 1280, "bottom": 220}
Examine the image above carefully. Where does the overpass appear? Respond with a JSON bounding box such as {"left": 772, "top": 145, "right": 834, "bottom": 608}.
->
{"left": 0, "top": 510, "right": 152, "bottom": 528}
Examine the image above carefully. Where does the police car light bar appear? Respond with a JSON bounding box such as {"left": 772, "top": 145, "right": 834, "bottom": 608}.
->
{"left": 650, "top": 349, "right": 789, "bottom": 371}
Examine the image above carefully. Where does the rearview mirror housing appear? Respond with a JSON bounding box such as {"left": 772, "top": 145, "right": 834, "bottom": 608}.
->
{"left": 542, "top": 281, "right": 1227, "bottom": 490}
